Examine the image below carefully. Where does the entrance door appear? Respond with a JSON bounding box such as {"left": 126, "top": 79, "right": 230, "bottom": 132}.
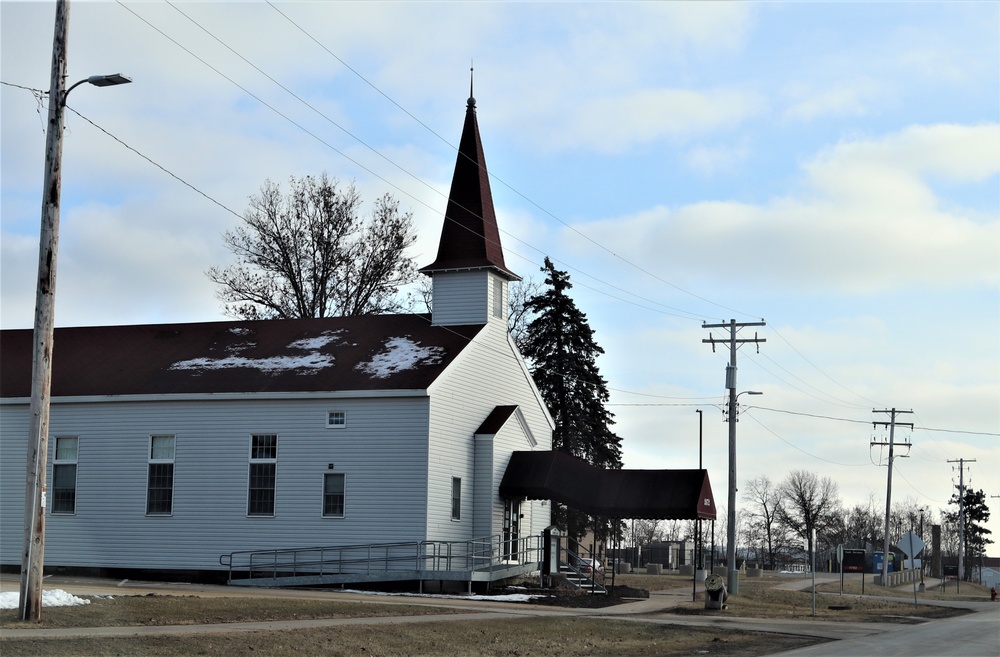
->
{"left": 503, "top": 499, "right": 521, "bottom": 562}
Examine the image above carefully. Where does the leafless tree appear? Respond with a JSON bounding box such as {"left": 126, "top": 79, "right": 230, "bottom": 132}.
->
{"left": 777, "top": 470, "right": 843, "bottom": 562}
{"left": 208, "top": 174, "right": 418, "bottom": 320}
{"left": 632, "top": 518, "right": 661, "bottom": 548}
{"left": 507, "top": 276, "right": 541, "bottom": 353}
{"left": 745, "top": 475, "right": 786, "bottom": 570}
{"left": 843, "top": 493, "right": 883, "bottom": 549}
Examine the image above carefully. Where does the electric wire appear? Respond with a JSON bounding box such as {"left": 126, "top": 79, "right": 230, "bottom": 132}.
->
{"left": 114, "top": 1, "right": 908, "bottom": 410}
{"left": 741, "top": 410, "right": 870, "bottom": 467}
{"left": 12, "top": 10, "right": 991, "bottom": 440}
{"left": 120, "top": 1, "right": 709, "bottom": 324}
{"left": 263, "top": 0, "right": 759, "bottom": 323}
{"left": 66, "top": 106, "right": 244, "bottom": 221}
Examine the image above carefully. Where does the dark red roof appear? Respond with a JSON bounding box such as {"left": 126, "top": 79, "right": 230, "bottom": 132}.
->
{"left": 0, "top": 315, "right": 484, "bottom": 398}
{"left": 420, "top": 97, "right": 518, "bottom": 280}
{"left": 475, "top": 405, "right": 519, "bottom": 434}
{"left": 499, "top": 450, "right": 717, "bottom": 520}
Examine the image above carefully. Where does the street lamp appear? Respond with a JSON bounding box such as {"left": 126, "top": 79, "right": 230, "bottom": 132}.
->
{"left": 726, "top": 389, "right": 762, "bottom": 596}
{"left": 19, "top": 1, "right": 130, "bottom": 623}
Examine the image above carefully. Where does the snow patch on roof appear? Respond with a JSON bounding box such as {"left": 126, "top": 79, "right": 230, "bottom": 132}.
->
{"left": 355, "top": 337, "right": 445, "bottom": 379}
{"left": 171, "top": 353, "right": 334, "bottom": 373}
{"left": 288, "top": 330, "right": 344, "bottom": 350}
{"left": 170, "top": 330, "right": 343, "bottom": 374}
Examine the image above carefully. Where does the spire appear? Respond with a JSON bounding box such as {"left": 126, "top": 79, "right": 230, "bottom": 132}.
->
{"left": 469, "top": 63, "right": 475, "bottom": 107}
{"left": 420, "top": 86, "right": 518, "bottom": 280}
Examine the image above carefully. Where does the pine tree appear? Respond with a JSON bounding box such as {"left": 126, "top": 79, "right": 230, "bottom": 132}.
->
{"left": 944, "top": 487, "right": 993, "bottom": 581}
{"left": 520, "top": 257, "right": 623, "bottom": 540}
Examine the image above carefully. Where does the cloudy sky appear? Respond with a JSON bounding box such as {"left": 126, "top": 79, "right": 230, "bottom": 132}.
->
{"left": 3, "top": 2, "right": 998, "bottom": 546}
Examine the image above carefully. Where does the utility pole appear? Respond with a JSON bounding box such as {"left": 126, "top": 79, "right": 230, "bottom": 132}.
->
{"left": 947, "top": 458, "right": 975, "bottom": 591}
{"left": 20, "top": 0, "right": 70, "bottom": 623}
{"left": 694, "top": 409, "right": 704, "bottom": 602}
{"left": 871, "top": 408, "right": 913, "bottom": 587}
{"left": 703, "top": 319, "right": 765, "bottom": 596}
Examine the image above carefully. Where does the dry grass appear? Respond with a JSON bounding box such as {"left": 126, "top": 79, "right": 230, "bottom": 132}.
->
{"left": 610, "top": 572, "right": 703, "bottom": 591}
{"left": 0, "top": 594, "right": 457, "bottom": 629}
{"left": 609, "top": 571, "right": 971, "bottom": 623}
{"left": 815, "top": 576, "right": 992, "bottom": 602}
{"left": 1, "top": 572, "right": 978, "bottom": 656}
{"left": 0, "top": 613, "right": 821, "bottom": 657}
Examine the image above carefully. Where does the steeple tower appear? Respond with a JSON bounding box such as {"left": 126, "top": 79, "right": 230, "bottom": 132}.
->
{"left": 421, "top": 80, "right": 519, "bottom": 327}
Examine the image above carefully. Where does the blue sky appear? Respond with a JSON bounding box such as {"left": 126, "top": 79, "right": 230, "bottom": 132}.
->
{"left": 2, "top": 2, "right": 998, "bottom": 546}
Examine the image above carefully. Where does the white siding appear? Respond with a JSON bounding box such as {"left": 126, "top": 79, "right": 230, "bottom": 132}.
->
{"left": 0, "top": 395, "right": 430, "bottom": 572}
{"left": 475, "top": 409, "right": 544, "bottom": 541}
{"left": 426, "top": 322, "right": 553, "bottom": 542}
{"left": 431, "top": 270, "right": 509, "bottom": 327}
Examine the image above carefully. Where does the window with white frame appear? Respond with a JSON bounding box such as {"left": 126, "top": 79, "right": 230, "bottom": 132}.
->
{"left": 248, "top": 434, "right": 277, "bottom": 516}
{"left": 146, "top": 435, "right": 175, "bottom": 515}
{"left": 451, "top": 476, "right": 462, "bottom": 520}
{"left": 51, "top": 436, "right": 78, "bottom": 514}
{"left": 323, "top": 472, "right": 345, "bottom": 517}
{"left": 326, "top": 411, "right": 346, "bottom": 429}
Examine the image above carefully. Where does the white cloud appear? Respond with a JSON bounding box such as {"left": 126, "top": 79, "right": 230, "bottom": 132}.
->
{"left": 564, "top": 123, "right": 1000, "bottom": 295}
{"left": 783, "top": 78, "right": 885, "bottom": 122}
{"left": 685, "top": 140, "right": 750, "bottom": 175}
{"left": 544, "top": 88, "right": 766, "bottom": 154}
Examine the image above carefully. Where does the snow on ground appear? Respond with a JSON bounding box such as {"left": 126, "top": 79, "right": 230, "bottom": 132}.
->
{"left": 0, "top": 589, "right": 91, "bottom": 610}
{"left": 0, "top": 586, "right": 543, "bottom": 611}
{"left": 341, "top": 589, "right": 548, "bottom": 602}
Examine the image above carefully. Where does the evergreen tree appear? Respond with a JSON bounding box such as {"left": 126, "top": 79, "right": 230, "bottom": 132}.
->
{"left": 944, "top": 488, "right": 993, "bottom": 581}
{"left": 520, "top": 257, "right": 623, "bottom": 540}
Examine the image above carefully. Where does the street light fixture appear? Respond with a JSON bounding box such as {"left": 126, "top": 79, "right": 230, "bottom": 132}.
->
{"left": 67, "top": 73, "right": 132, "bottom": 94}
{"left": 726, "top": 389, "right": 762, "bottom": 596}
{"left": 19, "top": 1, "right": 131, "bottom": 623}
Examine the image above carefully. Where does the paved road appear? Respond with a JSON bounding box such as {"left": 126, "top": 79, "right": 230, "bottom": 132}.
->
{"left": 771, "top": 606, "right": 1000, "bottom": 657}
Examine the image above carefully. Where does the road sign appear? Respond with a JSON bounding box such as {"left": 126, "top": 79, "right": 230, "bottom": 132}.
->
{"left": 897, "top": 531, "right": 925, "bottom": 558}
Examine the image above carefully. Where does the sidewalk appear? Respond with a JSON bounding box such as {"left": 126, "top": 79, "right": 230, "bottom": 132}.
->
{"left": 3, "top": 573, "right": 994, "bottom": 649}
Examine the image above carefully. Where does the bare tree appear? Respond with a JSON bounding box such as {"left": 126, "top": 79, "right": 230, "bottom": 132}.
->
{"left": 745, "top": 475, "right": 785, "bottom": 570}
{"left": 843, "top": 493, "right": 883, "bottom": 549}
{"left": 632, "top": 518, "right": 661, "bottom": 548}
{"left": 777, "top": 470, "right": 843, "bottom": 563}
{"left": 507, "top": 276, "right": 541, "bottom": 353}
{"left": 207, "top": 174, "right": 418, "bottom": 320}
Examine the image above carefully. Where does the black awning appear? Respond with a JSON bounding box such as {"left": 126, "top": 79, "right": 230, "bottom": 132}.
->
{"left": 499, "top": 450, "right": 716, "bottom": 520}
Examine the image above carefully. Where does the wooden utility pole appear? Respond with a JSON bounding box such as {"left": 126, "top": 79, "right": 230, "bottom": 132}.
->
{"left": 872, "top": 408, "right": 913, "bottom": 587}
{"left": 19, "top": 0, "right": 70, "bottom": 623}
{"left": 703, "top": 319, "right": 765, "bottom": 596}
{"left": 947, "top": 458, "right": 975, "bottom": 592}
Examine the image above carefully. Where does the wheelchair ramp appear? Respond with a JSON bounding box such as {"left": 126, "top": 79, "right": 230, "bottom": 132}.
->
{"left": 222, "top": 535, "right": 542, "bottom": 590}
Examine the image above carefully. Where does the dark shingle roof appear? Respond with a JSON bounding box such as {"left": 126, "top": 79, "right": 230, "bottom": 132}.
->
{"left": 475, "top": 405, "right": 519, "bottom": 435}
{"left": 0, "top": 315, "right": 484, "bottom": 398}
{"left": 499, "top": 450, "right": 717, "bottom": 520}
{"left": 420, "top": 97, "right": 518, "bottom": 280}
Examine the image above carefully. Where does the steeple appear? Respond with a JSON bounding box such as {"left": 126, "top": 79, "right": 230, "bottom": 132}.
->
{"left": 420, "top": 81, "right": 518, "bottom": 281}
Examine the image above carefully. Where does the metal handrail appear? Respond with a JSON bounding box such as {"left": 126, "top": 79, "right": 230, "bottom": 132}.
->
{"left": 221, "top": 534, "right": 544, "bottom": 584}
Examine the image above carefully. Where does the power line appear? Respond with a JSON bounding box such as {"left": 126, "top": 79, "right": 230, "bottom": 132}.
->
{"left": 262, "top": 2, "right": 760, "bottom": 322}
{"left": 742, "top": 411, "right": 870, "bottom": 467}
{"left": 66, "top": 107, "right": 243, "bottom": 221}
{"left": 52, "top": 6, "right": 984, "bottom": 425}
{"left": 118, "top": 1, "right": 709, "bottom": 324}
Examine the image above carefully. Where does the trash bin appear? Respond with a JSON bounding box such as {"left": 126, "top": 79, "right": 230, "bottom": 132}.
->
{"left": 705, "top": 573, "right": 728, "bottom": 610}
